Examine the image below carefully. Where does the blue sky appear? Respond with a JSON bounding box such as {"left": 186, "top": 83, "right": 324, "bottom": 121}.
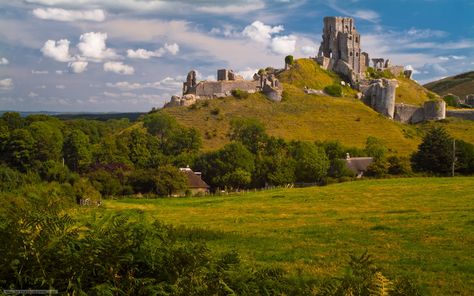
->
{"left": 0, "top": 0, "right": 473, "bottom": 112}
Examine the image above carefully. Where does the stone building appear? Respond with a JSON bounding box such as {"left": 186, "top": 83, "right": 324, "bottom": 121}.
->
{"left": 183, "top": 69, "right": 259, "bottom": 98}
{"left": 179, "top": 167, "right": 210, "bottom": 195}
{"left": 316, "top": 16, "right": 368, "bottom": 83}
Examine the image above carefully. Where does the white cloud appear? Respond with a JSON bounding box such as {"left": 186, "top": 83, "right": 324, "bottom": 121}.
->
{"left": 28, "top": 91, "right": 39, "bottom": 97}
{"left": 164, "top": 43, "right": 180, "bottom": 55}
{"left": 77, "top": 32, "right": 117, "bottom": 61}
{"left": 301, "top": 45, "right": 317, "bottom": 56}
{"left": 41, "top": 39, "right": 73, "bottom": 62}
{"left": 127, "top": 42, "right": 180, "bottom": 59}
{"left": 32, "top": 70, "right": 49, "bottom": 74}
{"left": 33, "top": 8, "right": 105, "bottom": 22}
{"left": 197, "top": 2, "right": 265, "bottom": 14}
{"left": 243, "top": 21, "right": 284, "bottom": 43}
{"left": 106, "top": 76, "right": 183, "bottom": 91}
{"left": 0, "top": 78, "right": 13, "bottom": 90}
{"left": 127, "top": 48, "right": 156, "bottom": 59}
{"left": 56, "top": 85, "right": 66, "bottom": 89}
{"left": 236, "top": 68, "right": 258, "bottom": 80}
{"left": 103, "top": 61, "right": 134, "bottom": 75}
{"left": 352, "top": 10, "right": 380, "bottom": 23}
{"left": 0, "top": 57, "right": 9, "bottom": 65}
{"left": 271, "top": 35, "right": 296, "bottom": 55}
{"left": 68, "top": 61, "right": 88, "bottom": 73}
{"left": 406, "top": 28, "right": 447, "bottom": 39}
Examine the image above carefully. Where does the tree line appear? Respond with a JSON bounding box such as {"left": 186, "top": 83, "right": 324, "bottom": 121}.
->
{"left": 1, "top": 111, "right": 474, "bottom": 199}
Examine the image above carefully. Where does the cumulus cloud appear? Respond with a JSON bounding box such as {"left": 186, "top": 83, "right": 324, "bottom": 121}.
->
{"left": 77, "top": 32, "right": 118, "bottom": 61}
{"left": 41, "top": 39, "right": 73, "bottom": 62}
{"left": 270, "top": 35, "right": 296, "bottom": 55}
{"left": 127, "top": 42, "right": 180, "bottom": 59}
{"left": 0, "top": 57, "right": 9, "bottom": 65}
{"left": 301, "top": 45, "right": 317, "bottom": 56}
{"left": 243, "top": 21, "right": 284, "bottom": 43}
{"left": 68, "top": 61, "right": 88, "bottom": 73}
{"left": 242, "top": 21, "right": 296, "bottom": 55}
{"left": 33, "top": 8, "right": 105, "bottom": 22}
{"left": 103, "top": 62, "right": 134, "bottom": 75}
{"left": 0, "top": 78, "right": 13, "bottom": 90}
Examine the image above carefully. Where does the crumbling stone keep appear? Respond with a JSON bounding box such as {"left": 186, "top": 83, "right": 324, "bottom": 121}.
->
{"left": 316, "top": 16, "right": 368, "bottom": 83}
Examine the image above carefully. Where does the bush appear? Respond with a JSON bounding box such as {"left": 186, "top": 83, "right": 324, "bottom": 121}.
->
{"left": 365, "top": 158, "right": 389, "bottom": 178}
{"left": 388, "top": 156, "right": 412, "bottom": 175}
{"left": 443, "top": 94, "right": 460, "bottom": 107}
{"left": 231, "top": 89, "right": 249, "bottom": 99}
{"left": 324, "top": 84, "right": 343, "bottom": 97}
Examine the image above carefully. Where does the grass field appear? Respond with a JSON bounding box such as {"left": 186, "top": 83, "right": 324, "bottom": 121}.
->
{"left": 98, "top": 177, "right": 474, "bottom": 295}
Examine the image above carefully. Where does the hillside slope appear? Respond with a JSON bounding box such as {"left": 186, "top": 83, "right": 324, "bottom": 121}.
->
{"left": 424, "top": 71, "right": 474, "bottom": 98}
{"left": 162, "top": 59, "right": 474, "bottom": 155}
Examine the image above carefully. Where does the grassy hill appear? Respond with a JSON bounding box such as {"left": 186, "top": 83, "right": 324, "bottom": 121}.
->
{"left": 424, "top": 71, "right": 474, "bottom": 98}
{"left": 101, "top": 177, "right": 474, "bottom": 296}
{"left": 162, "top": 59, "right": 474, "bottom": 155}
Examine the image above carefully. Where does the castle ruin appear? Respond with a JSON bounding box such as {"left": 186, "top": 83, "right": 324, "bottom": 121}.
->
{"left": 316, "top": 17, "right": 368, "bottom": 83}
{"left": 164, "top": 68, "right": 282, "bottom": 107}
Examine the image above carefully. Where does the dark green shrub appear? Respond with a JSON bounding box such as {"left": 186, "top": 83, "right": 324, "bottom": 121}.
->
{"left": 443, "top": 94, "right": 460, "bottom": 107}
{"left": 388, "top": 156, "right": 412, "bottom": 175}
{"left": 231, "top": 89, "right": 249, "bottom": 99}
{"left": 324, "top": 84, "right": 343, "bottom": 97}
{"left": 210, "top": 107, "right": 220, "bottom": 115}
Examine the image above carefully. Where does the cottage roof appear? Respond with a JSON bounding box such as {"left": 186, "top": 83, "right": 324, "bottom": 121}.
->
{"left": 180, "top": 169, "right": 210, "bottom": 189}
{"left": 345, "top": 157, "right": 374, "bottom": 173}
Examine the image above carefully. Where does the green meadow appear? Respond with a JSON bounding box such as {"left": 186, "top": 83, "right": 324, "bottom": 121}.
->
{"left": 95, "top": 177, "right": 474, "bottom": 296}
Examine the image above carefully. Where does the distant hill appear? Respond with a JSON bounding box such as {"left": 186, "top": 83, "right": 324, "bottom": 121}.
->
{"left": 162, "top": 59, "right": 474, "bottom": 155}
{"left": 424, "top": 71, "right": 474, "bottom": 98}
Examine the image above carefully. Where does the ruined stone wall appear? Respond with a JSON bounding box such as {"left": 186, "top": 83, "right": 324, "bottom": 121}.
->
{"left": 424, "top": 100, "right": 446, "bottom": 121}
{"left": 394, "top": 104, "right": 425, "bottom": 123}
{"left": 362, "top": 79, "right": 398, "bottom": 118}
{"left": 446, "top": 110, "right": 474, "bottom": 121}
{"left": 194, "top": 81, "right": 259, "bottom": 98}
{"left": 393, "top": 101, "right": 446, "bottom": 123}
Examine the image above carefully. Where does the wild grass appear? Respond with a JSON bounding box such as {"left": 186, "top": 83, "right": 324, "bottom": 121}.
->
{"left": 97, "top": 177, "right": 474, "bottom": 296}
{"left": 162, "top": 58, "right": 474, "bottom": 155}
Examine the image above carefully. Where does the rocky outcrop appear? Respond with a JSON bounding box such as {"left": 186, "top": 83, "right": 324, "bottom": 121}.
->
{"left": 164, "top": 94, "right": 200, "bottom": 108}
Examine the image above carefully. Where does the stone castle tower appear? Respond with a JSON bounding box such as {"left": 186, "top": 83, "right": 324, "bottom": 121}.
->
{"left": 316, "top": 17, "right": 368, "bottom": 83}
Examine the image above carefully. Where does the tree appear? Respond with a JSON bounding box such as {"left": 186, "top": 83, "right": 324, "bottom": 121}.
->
{"left": 387, "top": 156, "right": 412, "bottom": 175}
{"left": 3, "top": 129, "right": 35, "bottom": 171}
{"left": 411, "top": 127, "right": 454, "bottom": 175}
{"left": 455, "top": 140, "right": 474, "bottom": 175}
{"left": 284, "top": 55, "right": 294, "bottom": 68}
{"left": 143, "top": 112, "right": 202, "bottom": 155}
{"left": 1, "top": 112, "right": 24, "bottom": 130}
{"left": 290, "top": 141, "right": 329, "bottom": 183}
{"left": 154, "top": 165, "right": 187, "bottom": 196}
{"left": 63, "top": 130, "right": 92, "bottom": 171}
{"left": 229, "top": 118, "right": 267, "bottom": 154}
{"left": 127, "top": 129, "right": 152, "bottom": 168}
{"left": 196, "top": 142, "right": 255, "bottom": 189}
{"left": 365, "top": 136, "right": 387, "bottom": 161}
{"left": 28, "top": 121, "right": 64, "bottom": 162}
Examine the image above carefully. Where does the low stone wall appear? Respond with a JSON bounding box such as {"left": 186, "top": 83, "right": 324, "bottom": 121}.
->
{"left": 447, "top": 110, "right": 474, "bottom": 121}
{"left": 393, "top": 100, "right": 446, "bottom": 124}
{"left": 394, "top": 104, "right": 425, "bottom": 123}
{"left": 194, "top": 81, "right": 259, "bottom": 98}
